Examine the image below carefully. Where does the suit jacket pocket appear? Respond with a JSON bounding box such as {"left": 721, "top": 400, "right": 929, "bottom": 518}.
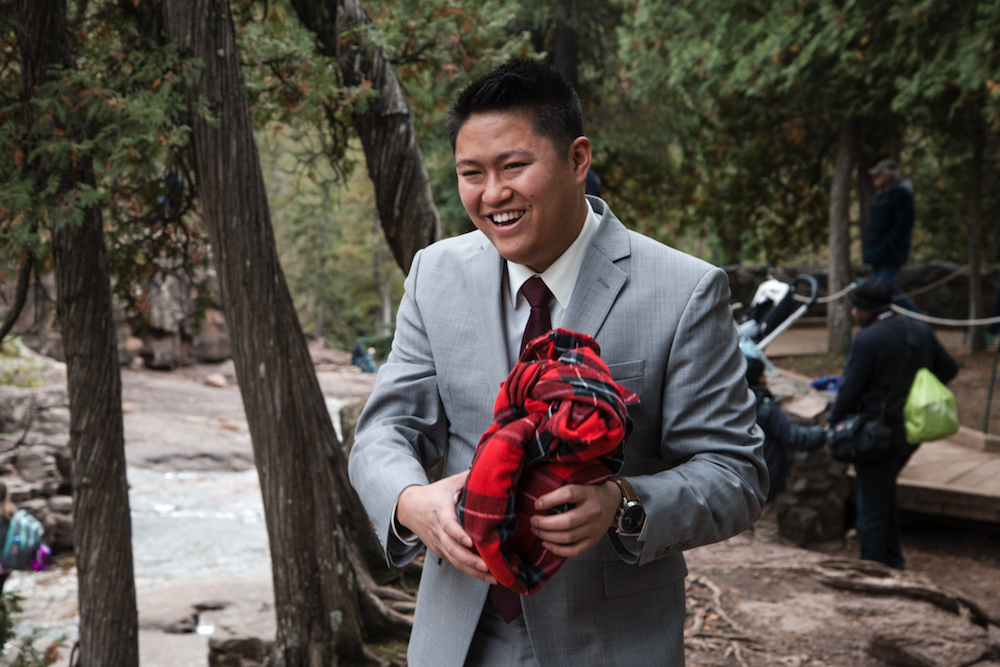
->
{"left": 603, "top": 553, "right": 687, "bottom": 599}
{"left": 607, "top": 360, "right": 644, "bottom": 395}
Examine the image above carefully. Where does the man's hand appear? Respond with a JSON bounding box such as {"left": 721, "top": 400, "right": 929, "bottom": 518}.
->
{"left": 531, "top": 480, "right": 621, "bottom": 557}
{"left": 396, "top": 471, "right": 498, "bottom": 585}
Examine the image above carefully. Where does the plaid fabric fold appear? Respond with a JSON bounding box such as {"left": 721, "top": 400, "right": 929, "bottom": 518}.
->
{"left": 457, "top": 328, "right": 639, "bottom": 595}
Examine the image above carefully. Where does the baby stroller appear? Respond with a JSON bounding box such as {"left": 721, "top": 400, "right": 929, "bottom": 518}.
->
{"left": 736, "top": 274, "right": 819, "bottom": 351}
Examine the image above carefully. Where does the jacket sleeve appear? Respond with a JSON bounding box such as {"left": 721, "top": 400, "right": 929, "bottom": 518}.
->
{"left": 624, "top": 268, "right": 769, "bottom": 566}
{"left": 762, "top": 401, "right": 826, "bottom": 452}
{"left": 828, "top": 333, "right": 872, "bottom": 424}
{"left": 348, "top": 249, "right": 449, "bottom": 566}
{"left": 929, "top": 333, "right": 958, "bottom": 385}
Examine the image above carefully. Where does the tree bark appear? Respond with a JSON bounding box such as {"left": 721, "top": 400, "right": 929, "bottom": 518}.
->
{"left": 0, "top": 251, "right": 32, "bottom": 343}
{"left": 550, "top": 0, "right": 580, "bottom": 92}
{"left": 290, "top": 0, "right": 441, "bottom": 275}
{"left": 968, "top": 122, "right": 985, "bottom": 353}
{"left": 159, "top": 0, "right": 393, "bottom": 661}
{"left": 856, "top": 149, "right": 874, "bottom": 262}
{"left": 18, "top": 1, "right": 139, "bottom": 664}
{"left": 827, "top": 119, "right": 858, "bottom": 355}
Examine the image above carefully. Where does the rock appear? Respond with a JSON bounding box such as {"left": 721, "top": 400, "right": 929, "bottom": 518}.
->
{"left": 204, "top": 373, "right": 228, "bottom": 389}
{"left": 782, "top": 393, "right": 830, "bottom": 424}
{"left": 164, "top": 613, "right": 198, "bottom": 634}
{"left": 338, "top": 398, "right": 367, "bottom": 455}
{"left": 44, "top": 511, "right": 74, "bottom": 551}
{"left": 15, "top": 448, "right": 57, "bottom": 483}
{"left": 142, "top": 334, "right": 182, "bottom": 370}
{"left": 194, "top": 600, "right": 228, "bottom": 612}
{"left": 189, "top": 308, "right": 231, "bottom": 363}
{"left": 48, "top": 495, "right": 72, "bottom": 514}
{"left": 119, "top": 335, "right": 144, "bottom": 367}
{"left": 867, "top": 614, "right": 995, "bottom": 667}
{"left": 208, "top": 637, "right": 271, "bottom": 667}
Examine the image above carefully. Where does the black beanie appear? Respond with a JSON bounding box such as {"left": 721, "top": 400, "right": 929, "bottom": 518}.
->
{"left": 850, "top": 278, "right": 893, "bottom": 311}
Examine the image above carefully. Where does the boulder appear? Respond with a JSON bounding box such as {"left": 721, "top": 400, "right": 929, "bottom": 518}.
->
{"left": 189, "top": 308, "right": 231, "bottom": 363}
{"left": 208, "top": 637, "right": 272, "bottom": 667}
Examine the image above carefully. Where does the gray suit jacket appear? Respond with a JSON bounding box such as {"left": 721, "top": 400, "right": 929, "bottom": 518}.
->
{"left": 349, "top": 198, "right": 767, "bottom": 666}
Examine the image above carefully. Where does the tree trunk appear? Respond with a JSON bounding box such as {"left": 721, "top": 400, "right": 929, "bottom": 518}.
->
{"left": 159, "top": 0, "right": 400, "bottom": 661}
{"left": 290, "top": 0, "right": 441, "bottom": 275}
{"left": 18, "top": 1, "right": 139, "bottom": 664}
{"left": 857, "top": 149, "right": 874, "bottom": 262}
{"left": 969, "top": 122, "right": 985, "bottom": 353}
{"left": 550, "top": 0, "right": 580, "bottom": 92}
{"left": 827, "top": 119, "right": 859, "bottom": 355}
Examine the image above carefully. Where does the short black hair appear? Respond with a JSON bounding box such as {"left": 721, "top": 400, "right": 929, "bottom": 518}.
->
{"left": 447, "top": 59, "right": 583, "bottom": 156}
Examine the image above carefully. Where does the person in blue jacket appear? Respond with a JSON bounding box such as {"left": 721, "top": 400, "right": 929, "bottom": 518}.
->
{"left": 865, "top": 159, "right": 919, "bottom": 312}
{"left": 746, "top": 358, "right": 827, "bottom": 502}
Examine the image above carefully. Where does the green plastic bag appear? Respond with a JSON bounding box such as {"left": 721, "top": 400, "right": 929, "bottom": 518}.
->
{"left": 904, "top": 368, "right": 959, "bottom": 445}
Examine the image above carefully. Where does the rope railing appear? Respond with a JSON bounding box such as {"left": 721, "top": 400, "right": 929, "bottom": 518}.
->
{"left": 787, "top": 264, "right": 1000, "bottom": 327}
{"left": 889, "top": 306, "right": 1000, "bottom": 327}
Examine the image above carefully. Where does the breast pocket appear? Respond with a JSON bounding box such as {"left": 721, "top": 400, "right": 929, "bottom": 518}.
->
{"left": 607, "top": 360, "right": 645, "bottom": 395}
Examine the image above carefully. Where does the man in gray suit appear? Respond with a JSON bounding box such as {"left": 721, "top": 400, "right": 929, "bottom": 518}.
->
{"left": 349, "top": 60, "right": 767, "bottom": 666}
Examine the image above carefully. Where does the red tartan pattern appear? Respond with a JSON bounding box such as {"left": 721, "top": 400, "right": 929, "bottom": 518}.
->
{"left": 457, "top": 329, "right": 639, "bottom": 595}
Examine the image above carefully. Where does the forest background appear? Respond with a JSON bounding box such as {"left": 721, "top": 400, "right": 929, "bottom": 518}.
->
{"left": 1, "top": 0, "right": 1000, "bottom": 665}
{"left": 5, "top": 0, "right": 1000, "bottom": 355}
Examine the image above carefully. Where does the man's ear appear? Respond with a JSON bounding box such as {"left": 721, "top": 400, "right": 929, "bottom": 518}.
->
{"left": 569, "top": 136, "right": 592, "bottom": 183}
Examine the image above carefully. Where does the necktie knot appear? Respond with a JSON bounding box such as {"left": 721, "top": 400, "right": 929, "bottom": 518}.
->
{"left": 522, "top": 276, "right": 553, "bottom": 309}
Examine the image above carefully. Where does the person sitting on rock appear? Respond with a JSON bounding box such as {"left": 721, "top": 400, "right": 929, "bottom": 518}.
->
{"left": 746, "top": 358, "right": 827, "bottom": 503}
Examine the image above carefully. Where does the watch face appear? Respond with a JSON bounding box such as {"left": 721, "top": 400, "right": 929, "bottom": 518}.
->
{"left": 620, "top": 505, "right": 645, "bottom": 534}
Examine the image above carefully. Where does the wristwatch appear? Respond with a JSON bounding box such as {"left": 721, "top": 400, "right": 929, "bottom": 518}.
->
{"left": 611, "top": 477, "right": 645, "bottom": 536}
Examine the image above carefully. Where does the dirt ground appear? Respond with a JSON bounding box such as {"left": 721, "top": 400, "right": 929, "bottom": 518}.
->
{"left": 11, "top": 336, "right": 1000, "bottom": 666}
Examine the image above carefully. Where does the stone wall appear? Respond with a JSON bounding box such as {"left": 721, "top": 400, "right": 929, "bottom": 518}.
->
{"left": 765, "top": 372, "right": 850, "bottom": 546}
{"left": 0, "top": 348, "right": 75, "bottom": 553}
{"left": 2, "top": 268, "right": 231, "bottom": 370}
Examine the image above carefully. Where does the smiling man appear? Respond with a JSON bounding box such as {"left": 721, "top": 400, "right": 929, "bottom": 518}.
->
{"left": 349, "top": 60, "right": 767, "bottom": 667}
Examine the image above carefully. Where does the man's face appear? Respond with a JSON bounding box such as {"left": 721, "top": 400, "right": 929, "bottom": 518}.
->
{"left": 454, "top": 111, "right": 590, "bottom": 273}
{"left": 872, "top": 172, "right": 893, "bottom": 189}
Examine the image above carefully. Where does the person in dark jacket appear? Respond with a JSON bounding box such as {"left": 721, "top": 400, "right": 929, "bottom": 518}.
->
{"left": 746, "top": 358, "right": 826, "bottom": 502}
{"left": 828, "top": 278, "right": 957, "bottom": 568}
{"left": 865, "top": 159, "right": 919, "bottom": 312}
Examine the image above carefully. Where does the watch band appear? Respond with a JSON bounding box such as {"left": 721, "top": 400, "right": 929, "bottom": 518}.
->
{"left": 611, "top": 477, "right": 638, "bottom": 504}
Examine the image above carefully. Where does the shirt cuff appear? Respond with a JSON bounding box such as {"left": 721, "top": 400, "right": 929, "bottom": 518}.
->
{"left": 391, "top": 492, "right": 421, "bottom": 547}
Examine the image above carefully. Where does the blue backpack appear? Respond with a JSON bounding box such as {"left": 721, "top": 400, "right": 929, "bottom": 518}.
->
{"left": 1, "top": 510, "right": 45, "bottom": 570}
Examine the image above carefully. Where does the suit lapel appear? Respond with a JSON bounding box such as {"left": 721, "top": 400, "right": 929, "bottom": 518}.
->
{"left": 465, "top": 239, "right": 511, "bottom": 386}
{"left": 562, "top": 200, "right": 630, "bottom": 338}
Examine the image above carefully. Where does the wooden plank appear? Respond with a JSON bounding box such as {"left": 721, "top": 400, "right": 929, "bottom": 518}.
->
{"left": 899, "top": 443, "right": 988, "bottom": 486}
{"left": 946, "top": 456, "right": 1000, "bottom": 496}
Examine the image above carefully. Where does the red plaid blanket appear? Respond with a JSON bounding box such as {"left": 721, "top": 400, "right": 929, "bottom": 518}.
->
{"left": 457, "top": 329, "right": 639, "bottom": 595}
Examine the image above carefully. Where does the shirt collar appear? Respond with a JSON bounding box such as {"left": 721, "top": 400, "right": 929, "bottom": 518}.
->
{"left": 506, "top": 201, "right": 601, "bottom": 310}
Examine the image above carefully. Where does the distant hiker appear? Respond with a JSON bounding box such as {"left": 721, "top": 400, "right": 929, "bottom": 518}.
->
{"left": 828, "top": 278, "right": 957, "bottom": 569}
{"left": 0, "top": 481, "right": 52, "bottom": 594}
{"left": 866, "top": 159, "right": 919, "bottom": 312}
{"left": 745, "top": 358, "right": 826, "bottom": 503}
{"left": 351, "top": 341, "right": 377, "bottom": 373}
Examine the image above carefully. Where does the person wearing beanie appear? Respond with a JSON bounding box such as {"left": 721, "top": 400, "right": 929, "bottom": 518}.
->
{"left": 865, "top": 158, "right": 920, "bottom": 312}
{"left": 828, "top": 277, "right": 957, "bottom": 568}
{"left": 745, "top": 359, "right": 826, "bottom": 505}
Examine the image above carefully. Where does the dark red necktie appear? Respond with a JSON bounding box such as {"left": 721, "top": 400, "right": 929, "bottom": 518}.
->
{"left": 488, "top": 276, "right": 554, "bottom": 623}
{"left": 519, "top": 276, "right": 554, "bottom": 354}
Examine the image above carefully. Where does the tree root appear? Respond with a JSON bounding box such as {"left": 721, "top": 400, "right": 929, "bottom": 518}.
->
{"left": 347, "top": 543, "right": 415, "bottom": 641}
{"left": 814, "top": 558, "right": 999, "bottom": 628}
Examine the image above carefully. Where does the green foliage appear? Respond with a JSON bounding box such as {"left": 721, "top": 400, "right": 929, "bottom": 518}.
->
{"left": 0, "top": 2, "right": 213, "bottom": 333}
{"left": 0, "top": 593, "right": 65, "bottom": 667}
{"left": 0, "top": 337, "right": 46, "bottom": 388}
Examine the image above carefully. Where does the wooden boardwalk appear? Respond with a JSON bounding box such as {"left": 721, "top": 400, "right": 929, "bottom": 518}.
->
{"left": 895, "top": 428, "right": 1000, "bottom": 523}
